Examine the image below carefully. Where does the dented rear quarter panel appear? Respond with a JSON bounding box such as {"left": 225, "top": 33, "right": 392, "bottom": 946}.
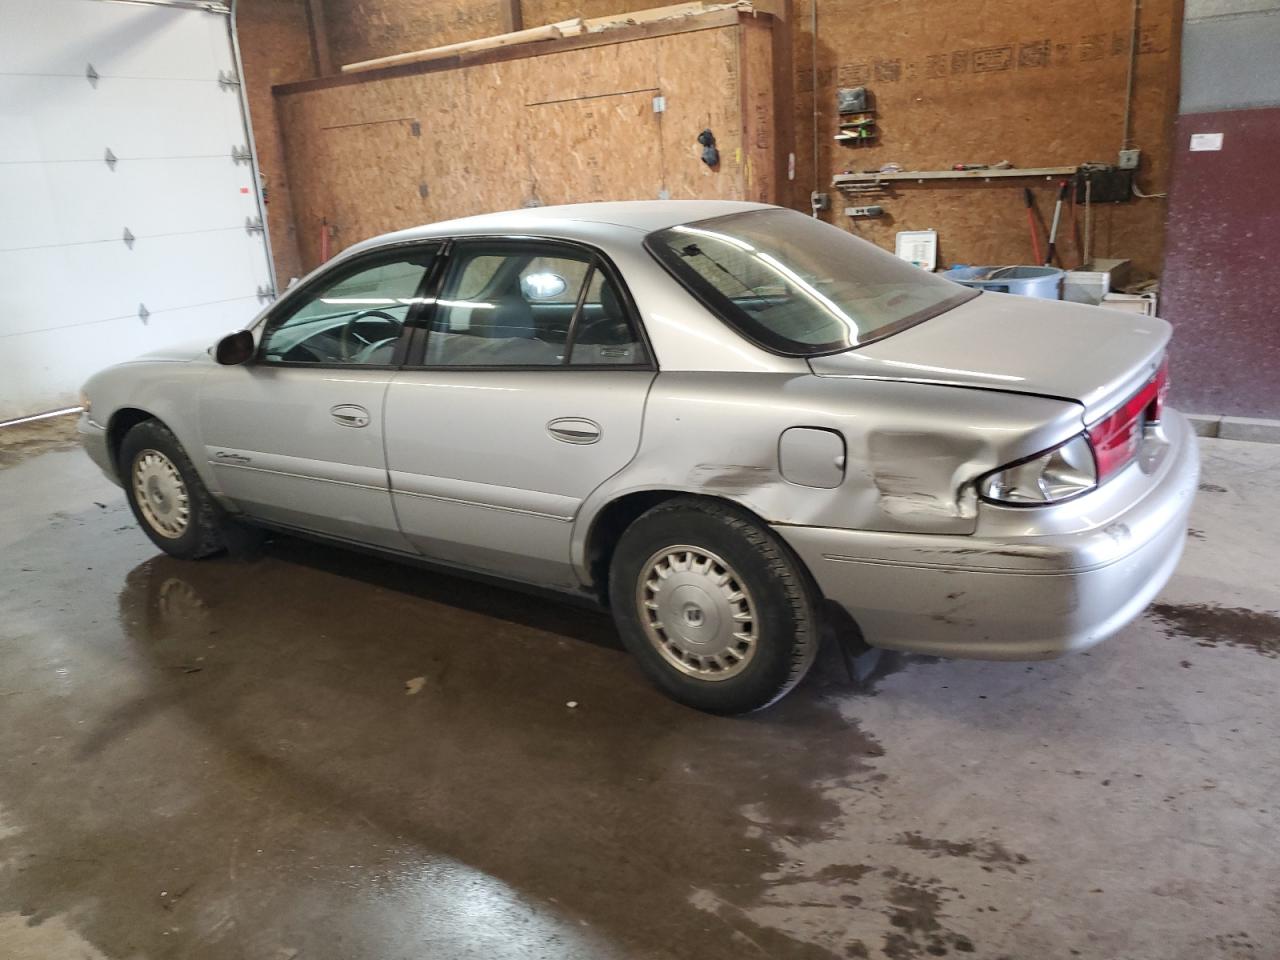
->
{"left": 571, "top": 372, "right": 1085, "bottom": 575}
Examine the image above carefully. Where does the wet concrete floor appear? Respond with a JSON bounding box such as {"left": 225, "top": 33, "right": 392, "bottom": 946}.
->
{"left": 0, "top": 427, "right": 1277, "bottom": 959}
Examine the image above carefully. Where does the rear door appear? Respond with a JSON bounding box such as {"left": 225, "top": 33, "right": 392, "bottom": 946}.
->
{"left": 383, "top": 239, "right": 654, "bottom": 588}
{"left": 199, "top": 243, "right": 440, "bottom": 550}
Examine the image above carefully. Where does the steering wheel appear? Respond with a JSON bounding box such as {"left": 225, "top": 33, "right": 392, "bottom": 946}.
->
{"left": 573, "top": 312, "right": 630, "bottom": 346}
{"left": 339, "top": 309, "right": 401, "bottom": 362}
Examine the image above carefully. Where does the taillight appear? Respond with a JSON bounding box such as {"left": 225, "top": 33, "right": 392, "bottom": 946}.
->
{"left": 1086, "top": 358, "right": 1168, "bottom": 482}
{"left": 978, "top": 433, "right": 1097, "bottom": 505}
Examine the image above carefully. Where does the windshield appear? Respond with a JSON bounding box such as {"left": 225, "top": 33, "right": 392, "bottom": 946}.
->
{"left": 646, "top": 208, "right": 977, "bottom": 356}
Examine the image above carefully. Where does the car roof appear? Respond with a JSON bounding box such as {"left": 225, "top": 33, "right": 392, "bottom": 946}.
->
{"left": 348, "top": 200, "right": 773, "bottom": 251}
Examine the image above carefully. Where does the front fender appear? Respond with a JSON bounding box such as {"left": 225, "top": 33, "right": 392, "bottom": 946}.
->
{"left": 83, "top": 359, "right": 217, "bottom": 494}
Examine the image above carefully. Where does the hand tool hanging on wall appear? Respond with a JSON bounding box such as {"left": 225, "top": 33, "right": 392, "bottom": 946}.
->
{"left": 1068, "top": 183, "right": 1084, "bottom": 269}
{"left": 1044, "top": 180, "right": 1069, "bottom": 267}
{"left": 1022, "top": 188, "right": 1043, "bottom": 265}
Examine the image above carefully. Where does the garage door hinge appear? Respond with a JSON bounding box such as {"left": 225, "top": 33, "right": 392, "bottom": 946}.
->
{"left": 122, "top": 227, "right": 136, "bottom": 249}
{"left": 138, "top": 303, "right": 150, "bottom": 324}
{"left": 86, "top": 63, "right": 99, "bottom": 88}
{"left": 231, "top": 145, "right": 252, "bottom": 165}
{"left": 104, "top": 148, "right": 118, "bottom": 171}
{"left": 256, "top": 284, "right": 276, "bottom": 303}
{"left": 244, "top": 216, "right": 264, "bottom": 235}
{"left": 217, "top": 69, "right": 240, "bottom": 90}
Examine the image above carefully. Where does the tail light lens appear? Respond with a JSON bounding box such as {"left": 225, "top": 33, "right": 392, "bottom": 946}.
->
{"left": 1086, "top": 358, "right": 1168, "bottom": 482}
{"left": 979, "top": 357, "right": 1168, "bottom": 507}
{"left": 978, "top": 433, "right": 1097, "bottom": 505}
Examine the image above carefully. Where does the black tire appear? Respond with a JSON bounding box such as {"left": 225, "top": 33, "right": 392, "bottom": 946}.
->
{"left": 608, "top": 497, "right": 819, "bottom": 714}
{"left": 119, "top": 420, "right": 228, "bottom": 560}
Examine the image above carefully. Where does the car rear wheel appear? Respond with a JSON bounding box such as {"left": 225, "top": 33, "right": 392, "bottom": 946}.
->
{"left": 609, "top": 497, "right": 819, "bottom": 714}
{"left": 120, "top": 420, "right": 228, "bottom": 560}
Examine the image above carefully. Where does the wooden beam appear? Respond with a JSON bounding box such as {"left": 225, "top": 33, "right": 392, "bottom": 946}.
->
{"left": 275, "top": 9, "right": 748, "bottom": 96}
{"left": 342, "top": 19, "right": 584, "bottom": 74}
{"left": 498, "top": 0, "right": 523, "bottom": 34}
{"left": 304, "top": 0, "right": 334, "bottom": 76}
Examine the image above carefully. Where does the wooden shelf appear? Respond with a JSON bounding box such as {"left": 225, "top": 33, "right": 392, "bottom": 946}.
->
{"left": 832, "top": 165, "right": 1077, "bottom": 186}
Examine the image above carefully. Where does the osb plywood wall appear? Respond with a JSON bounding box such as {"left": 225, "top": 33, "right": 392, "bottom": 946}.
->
{"left": 274, "top": 16, "right": 776, "bottom": 269}
{"left": 792, "top": 0, "right": 1181, "bottom": 276}
{"left": 236, "top": 0, "right": 318, "bottom": 282}
{"left": 293, "top": 0, "right": 1179, "bottom": 277}
{"left": 320, "top": 0, "right": 514, "bottom": 68}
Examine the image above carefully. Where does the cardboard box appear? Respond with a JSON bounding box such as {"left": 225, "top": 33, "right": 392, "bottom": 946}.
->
{"left": 1100, "top": 291, "right": 1157, "bottom": 316}
{"left": 1063, "top": 259, "right": 1132, "bottom": 305}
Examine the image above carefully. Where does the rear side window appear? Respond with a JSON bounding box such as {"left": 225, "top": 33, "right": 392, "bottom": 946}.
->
{"left": 646, "top": 207, "right": 977, "bottom": 356}
{"left": 420, "top": 243, "right": 649, "bottom": 368}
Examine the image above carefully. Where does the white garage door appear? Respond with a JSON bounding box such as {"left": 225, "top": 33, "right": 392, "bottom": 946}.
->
{"left": 0, "top": 0, "right": 274, "bottom": 421}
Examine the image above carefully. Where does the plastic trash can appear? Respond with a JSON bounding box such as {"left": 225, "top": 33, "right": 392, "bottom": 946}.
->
{"left": 943, "top": 265, "right": 1063, "bottom": 300}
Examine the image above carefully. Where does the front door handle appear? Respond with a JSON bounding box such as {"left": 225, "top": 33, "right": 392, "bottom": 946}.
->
{"left": 330, "top": 404, "right": 370, "bottom": 428}
{"left": 547, "top": 417, "right": 601, "bottom": 444}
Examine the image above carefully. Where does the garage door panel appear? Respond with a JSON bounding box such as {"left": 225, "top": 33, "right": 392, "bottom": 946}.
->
{"left": 0, "top": 74, "right": 247, "bottom": 163}
{"left": 123, "top": 230, "right": 267, "bottom": 311}
{"left": 0, "top": 245, "right": 134, "bottom": 333}
{"left": 115, "top": 159, "right": 263, "bottom": 238}
{"left": 0, "top": 1, "right": 230, "bottom": 80}
{"left": 0, "top": 158, "right": 264, "bottom": 250}
{"left": 2, "top": 223, "right": 266, "bottom": 342}
{"left": 0, "top": 161, "right": 127, "bottom": 251}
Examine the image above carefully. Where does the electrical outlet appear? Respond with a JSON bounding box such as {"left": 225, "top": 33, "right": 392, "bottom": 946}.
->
{"left": 810, "top": 191, "right": 830, "bottom": 212}
{"left": 1118, "top": 148, "right": 1141, "bottom": 170}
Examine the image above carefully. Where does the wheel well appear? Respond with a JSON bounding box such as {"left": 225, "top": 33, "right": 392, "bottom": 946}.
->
{"left": 106, "top": 408, "right": 156, "bottom": 477}
{"left": 585, "top": 490, "right": 784, "bottom": 606}
{"left": 585, "top": 491, "right": 677, "bottom": 603}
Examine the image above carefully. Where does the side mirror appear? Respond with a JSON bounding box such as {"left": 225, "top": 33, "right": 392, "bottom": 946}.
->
{"left": 214, "top": 330, "right": 255, "bottom": 365}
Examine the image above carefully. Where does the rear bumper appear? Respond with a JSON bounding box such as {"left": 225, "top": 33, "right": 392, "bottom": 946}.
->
{"left": 774, "top": 410, "right": 1200, "bottom": 659}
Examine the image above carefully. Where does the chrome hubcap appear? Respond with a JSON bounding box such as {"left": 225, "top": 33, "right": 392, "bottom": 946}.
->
{"left": 637, "top": 545, "right": 757, "bottom": 681}
{"left": 132, "top": 449, "right": 190, "bottom": 539}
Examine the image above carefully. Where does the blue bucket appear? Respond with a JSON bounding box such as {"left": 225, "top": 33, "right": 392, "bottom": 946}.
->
{"left": 943, "top": 265, "right": 1063, "bottom": 300}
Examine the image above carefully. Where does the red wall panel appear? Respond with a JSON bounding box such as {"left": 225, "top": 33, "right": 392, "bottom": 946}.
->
{"left": 1162, "top": 107, "right": 1280, "bottom": 418}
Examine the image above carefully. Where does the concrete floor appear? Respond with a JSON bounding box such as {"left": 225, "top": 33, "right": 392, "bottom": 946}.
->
{"left": 0, "top": 425, "right": 1277, "bottom": 960}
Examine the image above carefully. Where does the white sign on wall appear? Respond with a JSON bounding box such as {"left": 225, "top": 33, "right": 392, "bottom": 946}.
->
{"left": 1189, "top": 132, "right": 1224, "bottom": 152}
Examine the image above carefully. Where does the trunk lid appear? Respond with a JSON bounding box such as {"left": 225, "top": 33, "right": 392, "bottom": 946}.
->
{"left": 809, "top": 291, "right": 1170, "bottom": 421}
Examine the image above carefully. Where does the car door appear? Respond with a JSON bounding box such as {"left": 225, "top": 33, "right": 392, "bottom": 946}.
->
{"left": 199, "top": 242, "right": 441, "bottom": 551}
{"left": 383, "top": 238, "right": 655, "bottom": 588}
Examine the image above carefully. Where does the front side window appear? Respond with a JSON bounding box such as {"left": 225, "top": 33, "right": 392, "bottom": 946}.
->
{"left": 422, "top": 243, "right": 648, "bottom": 367}
{"left": 646, "top": 208, "right": 978, "bottom": 356}
{"left": 259, "top": 248, "right": 436, "bottom": 365}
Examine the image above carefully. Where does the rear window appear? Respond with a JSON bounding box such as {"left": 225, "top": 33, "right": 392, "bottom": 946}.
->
{"left": 646, "top": 208, "right": 977, "bottom": 356}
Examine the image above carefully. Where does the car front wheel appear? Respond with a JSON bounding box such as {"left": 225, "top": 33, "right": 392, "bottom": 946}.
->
{"left": 609, "top": 497, "right": 819, "bottom": 714}
{"left": 119, "top": 420, "right": 229, "bottom": 560}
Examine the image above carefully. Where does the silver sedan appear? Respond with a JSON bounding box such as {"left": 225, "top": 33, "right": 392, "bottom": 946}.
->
{"left": 79, "top": 201, "right": 1199, "bottom": 713}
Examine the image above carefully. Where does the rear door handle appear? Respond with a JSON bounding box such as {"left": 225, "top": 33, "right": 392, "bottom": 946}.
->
{"left": 547, "top": 418, "right": 601, "bottom": 444}
{"left": 331, "top": 404, "right": 370, "bottom": 428}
